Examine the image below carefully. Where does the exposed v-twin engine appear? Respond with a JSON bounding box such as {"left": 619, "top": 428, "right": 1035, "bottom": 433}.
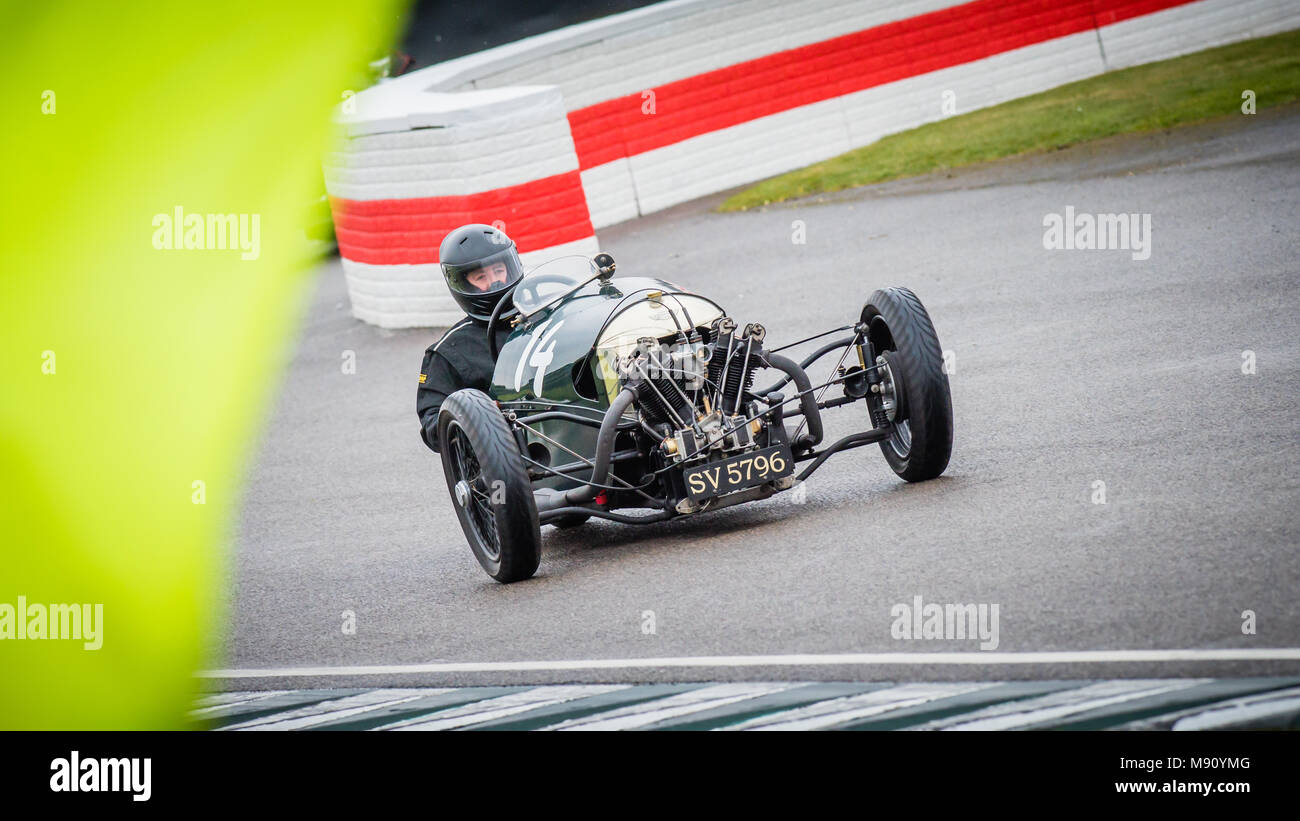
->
{"left": 614, "top": 317, "right": 768, "bottom": 465}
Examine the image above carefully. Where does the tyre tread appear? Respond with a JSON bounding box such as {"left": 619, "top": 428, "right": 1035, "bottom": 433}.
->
{"left": 438, "top": 389, "right": 542, "bottom": 582}
{"left": 863, "top": 287, "right": 953, "bottom": 481}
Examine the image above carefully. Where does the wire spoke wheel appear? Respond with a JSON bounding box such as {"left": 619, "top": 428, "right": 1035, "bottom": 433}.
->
{"left": 447, "top": 422, "right": 500, "bottom": 561}
{"left": 438, "top": 389, "right": 541, "bottom": 582}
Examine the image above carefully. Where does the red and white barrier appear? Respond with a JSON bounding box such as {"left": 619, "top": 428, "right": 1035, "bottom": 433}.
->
{"left": 326, "top": 85, "right": 598, "bottom": 327}
{"left": 329, "top": 0, "right": 1299, "bottom": 328}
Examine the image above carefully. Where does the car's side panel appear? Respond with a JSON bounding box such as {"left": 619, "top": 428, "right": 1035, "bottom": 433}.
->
{"left": 489, "top": 275, "right": 724, "bottom": 492}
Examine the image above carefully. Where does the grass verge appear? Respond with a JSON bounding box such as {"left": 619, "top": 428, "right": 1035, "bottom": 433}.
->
{"left": 719, "top": 28, "right": 1300, "bottom": 211}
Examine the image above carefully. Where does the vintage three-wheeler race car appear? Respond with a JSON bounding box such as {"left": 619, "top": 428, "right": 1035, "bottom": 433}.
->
{"left": 437, "top": 253, "right": 953, "bottom": 582}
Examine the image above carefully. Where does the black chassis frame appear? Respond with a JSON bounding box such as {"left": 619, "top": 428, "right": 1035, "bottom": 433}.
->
{"left": 498, "top": 320, "right": 899, "bottom": 526}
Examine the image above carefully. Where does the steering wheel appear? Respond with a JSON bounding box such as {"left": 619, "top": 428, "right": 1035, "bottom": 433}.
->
{"left": 486, "top": 292, "right": 517, "bottom": 361}
{"left": 489, "top": 272, "right": 590, "bottom": 358}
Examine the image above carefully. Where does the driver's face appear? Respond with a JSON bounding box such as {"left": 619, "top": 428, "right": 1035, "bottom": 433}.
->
{"left": 465, "top": 261, "right": 509, "bottom": 292}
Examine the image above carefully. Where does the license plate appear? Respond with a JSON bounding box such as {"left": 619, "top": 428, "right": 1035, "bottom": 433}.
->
{"left": 681, "top": 444, "right": 795, "bottom": 501}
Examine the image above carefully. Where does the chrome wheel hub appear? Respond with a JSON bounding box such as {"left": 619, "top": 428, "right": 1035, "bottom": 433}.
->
{"left": 875, "top": 355, "right": 899, "bottom": 422}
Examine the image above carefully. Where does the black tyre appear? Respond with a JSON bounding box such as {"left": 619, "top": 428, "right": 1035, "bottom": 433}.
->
{"left": 550, "top": 513, "right": 591, "bottom": 529}
{"left": 438, "top": 389, "right": 542, "bottom": 582}
{"left": 862, "top": 287, "right": 953, "bottom": 482}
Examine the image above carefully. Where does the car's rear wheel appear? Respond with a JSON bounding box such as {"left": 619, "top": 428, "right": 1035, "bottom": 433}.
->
{"left": 862, "top": 287, "right": 953, "bottom": 482}
{"left": 438, "top": 389, "right": 541, "bottom": 582}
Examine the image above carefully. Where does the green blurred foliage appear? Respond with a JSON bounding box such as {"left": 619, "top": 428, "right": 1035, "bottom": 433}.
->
{"left": 0, "top": 1, "right": 405, "bottom": 728}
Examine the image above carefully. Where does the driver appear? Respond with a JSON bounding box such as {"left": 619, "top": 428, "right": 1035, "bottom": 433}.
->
{"left": 416, "top": 223, "right": 523, "bottom": 453}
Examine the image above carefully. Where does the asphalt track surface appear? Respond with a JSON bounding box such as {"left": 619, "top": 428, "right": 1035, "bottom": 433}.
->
{"left": 218, "top": 107, "right": 1300, "bottom": 690}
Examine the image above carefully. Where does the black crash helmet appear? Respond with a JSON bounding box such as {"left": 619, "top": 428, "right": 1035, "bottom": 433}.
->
{"left": 438, "top": 223, "right": 525, "bottom": 321}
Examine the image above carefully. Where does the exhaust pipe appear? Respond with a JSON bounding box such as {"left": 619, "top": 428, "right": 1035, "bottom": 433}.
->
{"left": 763, "top": 352, "right": 823, "bottom": 451}
{"left": 534, "top": 387, "right": 636, "bottom": 512}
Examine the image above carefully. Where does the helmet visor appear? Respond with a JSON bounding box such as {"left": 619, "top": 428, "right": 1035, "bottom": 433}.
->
{"left": 442, "top": 247, "right": 523, "bottom": 297}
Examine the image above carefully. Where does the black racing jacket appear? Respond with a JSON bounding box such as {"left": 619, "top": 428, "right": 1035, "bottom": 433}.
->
{"left": 416, "top": 318, "right": 511, "bottom": 453}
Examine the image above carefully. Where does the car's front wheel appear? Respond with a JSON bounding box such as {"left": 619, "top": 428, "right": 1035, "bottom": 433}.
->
{"left": 862, "top": 287, "right": 953, "bottom": 482}
{"left": 438, "top": 389, "right": 541, "bottom": 582}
